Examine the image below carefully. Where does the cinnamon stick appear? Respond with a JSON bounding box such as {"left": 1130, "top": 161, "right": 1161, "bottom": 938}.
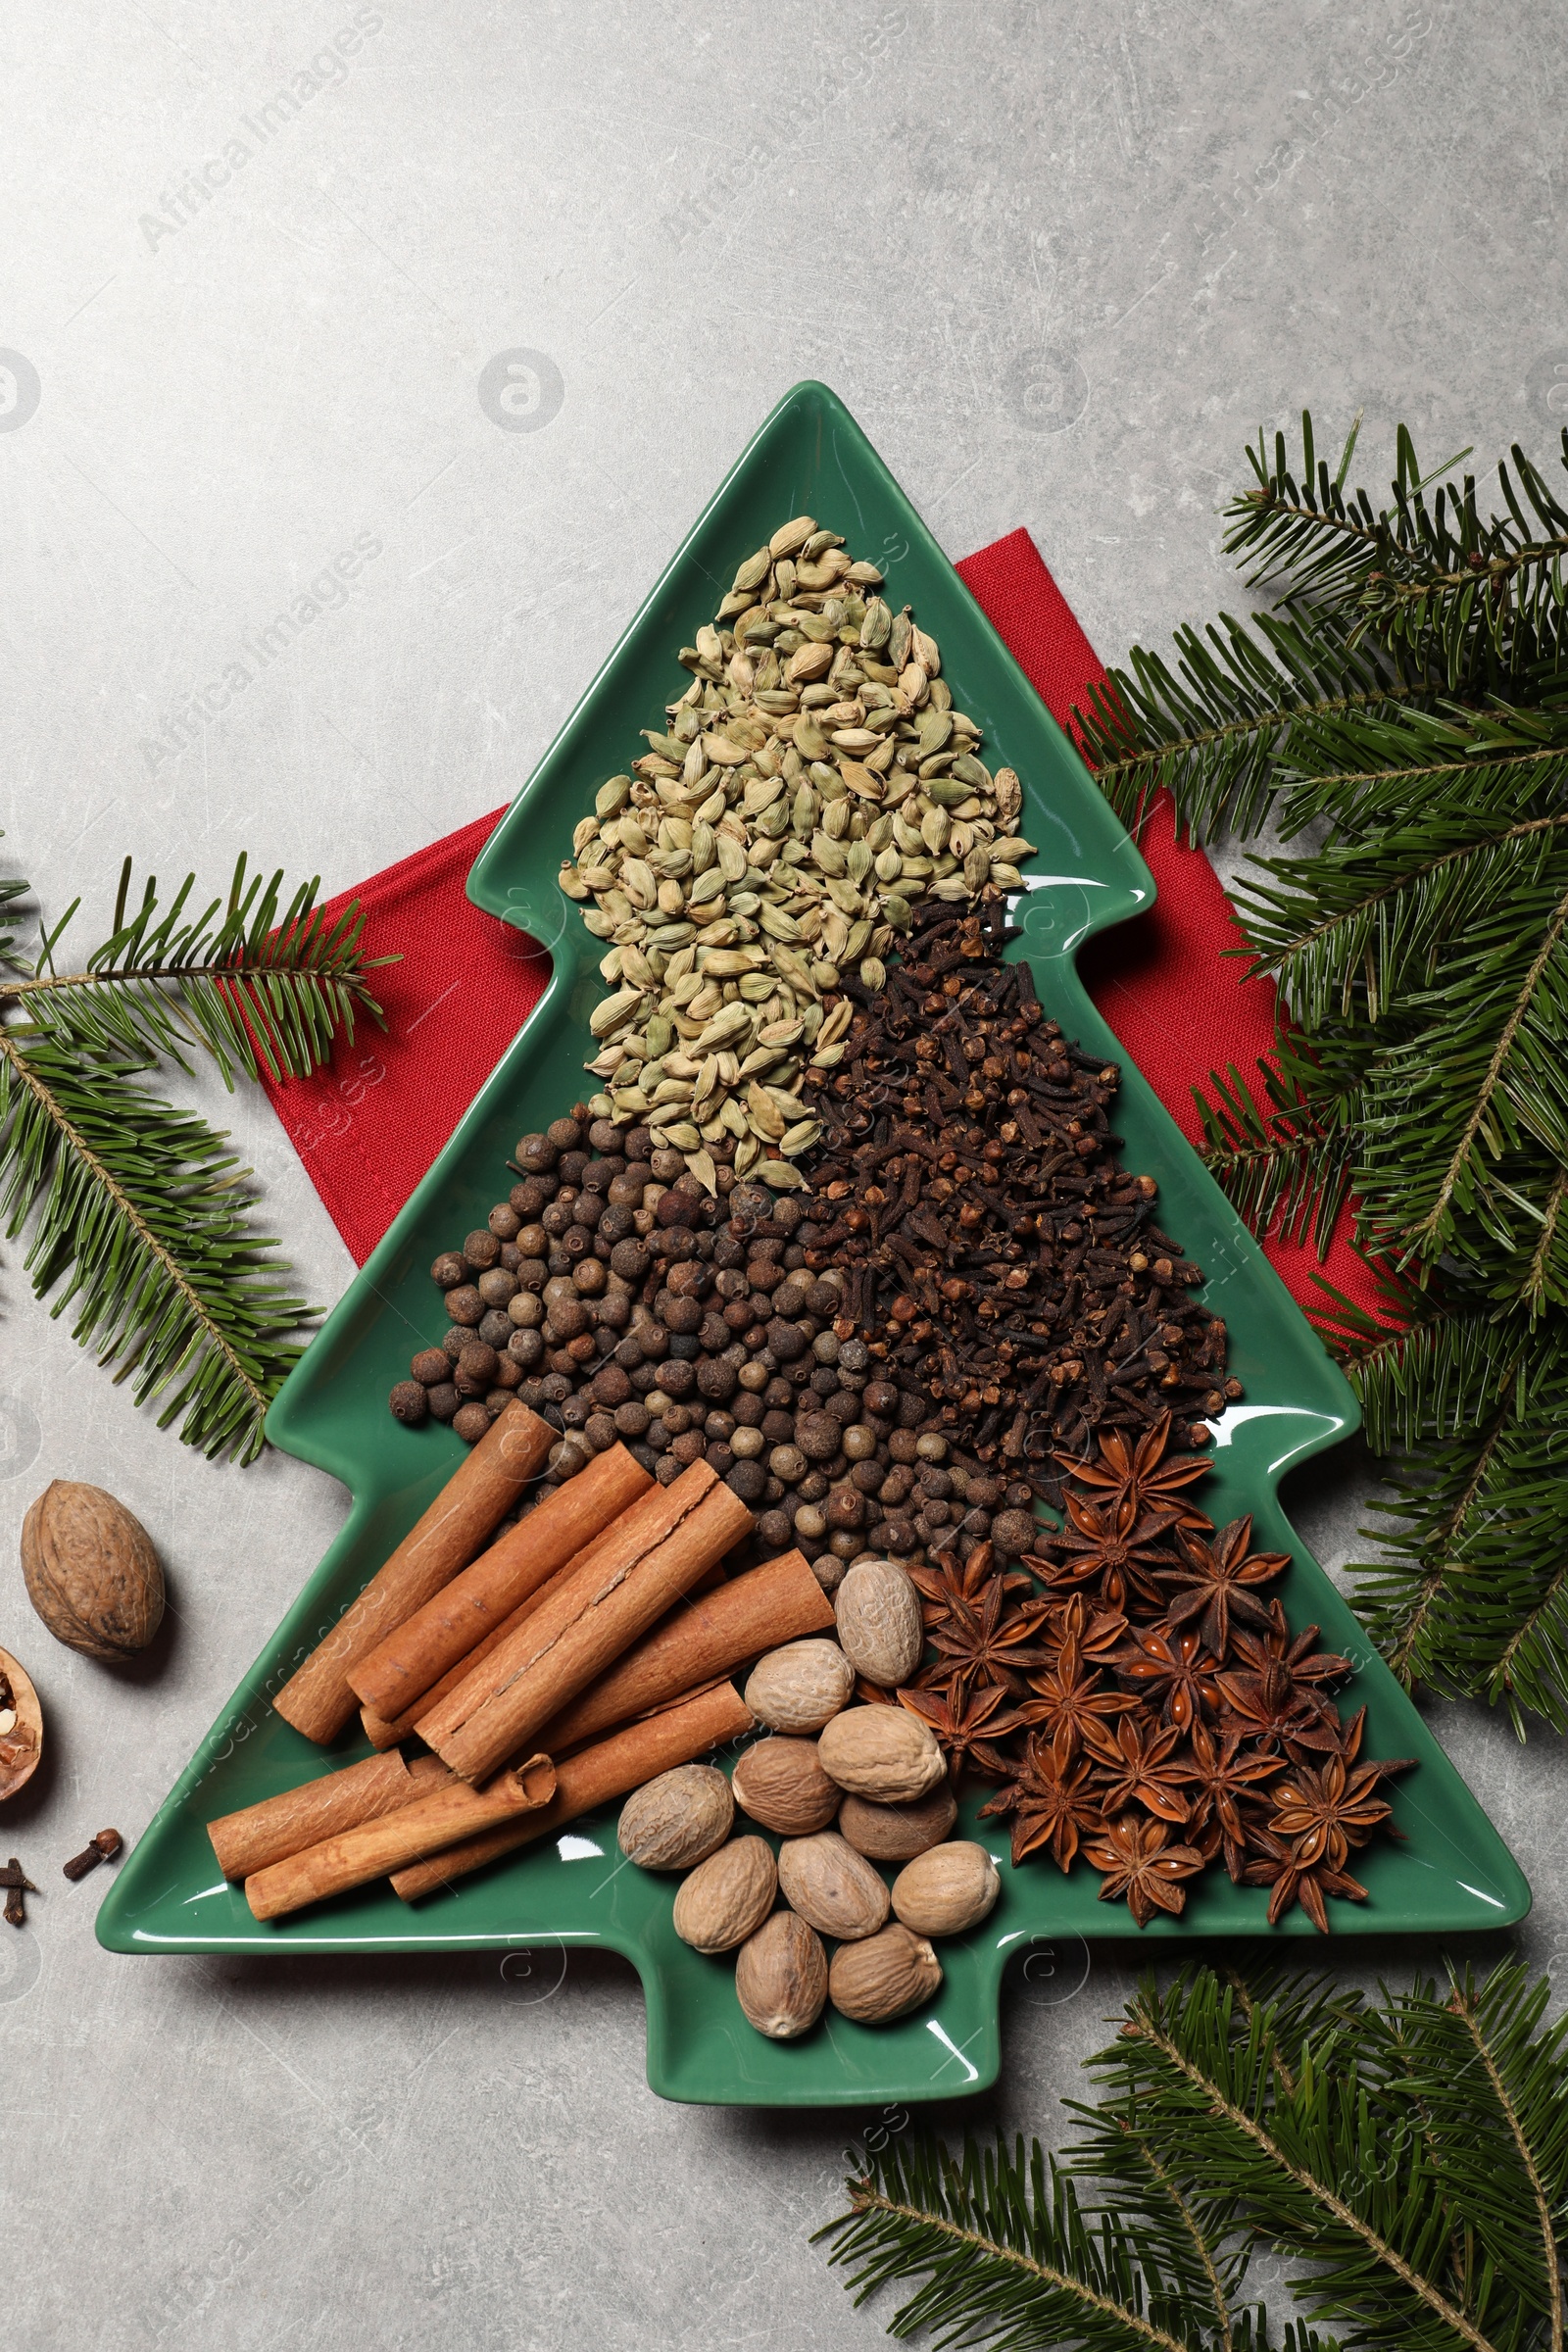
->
{"left": 208, "top": 1749, "right": 419, "bottom": 1881}
{"left": 418, "top": 1462, "right": 752, "bottom": 1784}
{"left": 391, "top": 1681, "right": 754, "bottom": 1901}
{"left": 245, "top": 1756, "right": 557, "bottom": 1922}
{"left": 359, "top": 1556, "right": 729, "bottom": 1752}
{"left": 347, "top": 1445, "right": 651, "bottom": 1723}
{"left": 273, "top": 1400, "right": 554, "bottom": 1744}
{"left": 539, "top": 1549, "right": 833, "bottom": 1752}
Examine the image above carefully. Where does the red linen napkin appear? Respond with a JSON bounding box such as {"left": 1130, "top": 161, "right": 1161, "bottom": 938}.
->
{"left": 261, "top": 529, "right": 1381, "bottom": 1320}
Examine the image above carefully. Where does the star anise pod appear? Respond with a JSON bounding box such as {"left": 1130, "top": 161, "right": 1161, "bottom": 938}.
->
{"left": 1222, "top": 1646, "right": 1345, "bottom": 1759}
{"left": 1233, "top": 1601, "right": 1352, "bottom": 1688}
{"left": 907, "top": 1541, "right": 1034, "bottom": 1630}
{"left": 1040, "top": 1591, "right": 1127, "bottom": 1666}
{"left": 1298, "top": 1703, "right": 1414, "bottom": 1778}
{"left": 1016, "top": 1637, "right": 1135, "bottom": 1760}
{"left": 1243, "top": 1825, "right": 1369, "bottom": 1934}
{"left": 1170, "top": 1721, "right": 1285, "bottom": 1882}
{"left": 1054, "top": 1411, "right": 1215, "bottom": 1529}
{"left": 1036, "top": 1490, "right": 1186, "bottom": 1609}
{"left": 1110, "top": 1623, "right": 1222, "bottom": 1734}
{"left": 1081, "top": 1712, "right": 1191, "bottom": 1823}
{"left": 979, "top": 1729, "right": 1103, "bottom": 1871}
{"left": 1267, "top": 1752, "right": 1399, "bottom": 1871}
{"left": 1084, "top": 1812, "right": 1204, "bottom": 1927}
{"left": 922, "top": 1578, "right": 1054, "bottom": 1705}
{"left": 1155, "top": 1515, "right": 1290, "bottom": 1657}
{"left": 897, "top": 1683, "right": 1027, "bottom": 1779}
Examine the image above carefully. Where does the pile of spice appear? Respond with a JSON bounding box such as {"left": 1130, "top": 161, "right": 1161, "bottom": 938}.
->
{"left": 620, "top": 1561, "right": 1001, "bottom": 2040}
{"left": 386, "top": 1113, "right": 1040, "bottom": 1589}
{"left": 889, "top": 1418, "right": 1412, "bottom": 1934}
{"left": 560, "top": 514, "right": 1034, "bottom": 1171}
{"left": 797, "top": 889, "right": 1239, "bottom": 1487}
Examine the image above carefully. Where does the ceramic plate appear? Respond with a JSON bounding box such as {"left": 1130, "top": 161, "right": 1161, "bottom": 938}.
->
{"left": 99, "top": 382, "right": 1530, "bottom": 2107}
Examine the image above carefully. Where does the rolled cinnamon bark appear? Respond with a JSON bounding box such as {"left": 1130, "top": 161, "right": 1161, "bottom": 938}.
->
{"left": 245, "top": 1755, "right": 557, "bottom": 1922}
{"left": 347, "top": 1445, "right": 651, "bottom": 1723}
{"left": 208, "top": 1749, "right": 418, "bottom": 1881}
{"left": 391, "top": 1680, "right": 754, "bottom": 1901}
{"left": 360, "top": 1587, "right": 547, "bottom": 1750}
{"left": 540, "top": 1550, "right": 833, "bottom": 1753}
{"left": 418, "top": 1462, "right": 753, "bottom": 1785}
{"left": 359, "top": 1556, "right": 730, "bottom": 1751}
{"left": 273, "top": 1401, "right": 554, "bottom": 1744}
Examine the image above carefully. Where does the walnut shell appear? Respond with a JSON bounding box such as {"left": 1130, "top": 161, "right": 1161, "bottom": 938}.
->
{"left": 22, "top": 1481, "right": 164, "bottom": 1662}
{"left": 617, "top": 1764, "right": 734, "bottom": 1871}
{"left": 838, "top": 1786, "right": 957, "bottom": 1862}
{"left": 731, "top": 1736, "right": 841, "bottom": 1835}
{"left": 891, "top": 1841, "right": 1002, "bottom": 1936}
{"left": 0, "top": 1646, "right": 44, "bottom": 1802}
{"left": 744, "top": 1639, "right": 855, "bottom": 1735}
{"left": 828, "top": 1924, "right": 943, "bottom": 2025}
{"left": 672, "top": 1837, "right": 778, "bottom": 1953}
{"left": 833, "top": 1560, "right": 922, "bottom": 1688}
{"left": 734, "top": 1909, "right": 828, "bottom": 2040}
{"left": 776, "top": 1832, "right": 891, "bottom": 1941}
{"left": 817, "top": 1706, "right": 946, "bottom": 1804}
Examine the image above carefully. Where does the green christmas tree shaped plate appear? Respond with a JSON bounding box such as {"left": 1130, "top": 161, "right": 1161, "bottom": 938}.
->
{"left": 98, "top": 382, "right": 1529, "bottom": 2107}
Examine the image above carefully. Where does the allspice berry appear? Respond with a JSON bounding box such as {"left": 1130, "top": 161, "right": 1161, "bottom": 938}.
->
{"left": 22, "top": 1481, "right": 165, "bottom": 1662}
{"left": 389, "top": 1380, "right": 429, "bottom": 1426}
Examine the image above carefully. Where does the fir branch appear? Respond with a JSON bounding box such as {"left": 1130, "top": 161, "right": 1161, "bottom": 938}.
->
{"left": 1085, "top": 411, "right": 1568, "bottom": 1730}
{"left": 1346, "top": 1327, "right": 1568, "bottom": 1733}
{"left": 819, "top": 1964, "right": 1568, "bottom": 2352}
{"left": 0, "top": 852, "right": 389, "bottom": 1461}
{"left": 819, "top": 2133, "right": 1223, "bottom": 2352}
{"left": 5, "top": 853, "right": 393, "bottom": 1085}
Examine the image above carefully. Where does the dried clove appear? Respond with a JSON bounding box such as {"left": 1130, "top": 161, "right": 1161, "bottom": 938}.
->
{"left": 62, "top": 1827, "right": 122, "bottom": 1883}
{"left": 798, "top": 890, "right": 1240, "bottom": 1494}
{"left": 1, "top": 1856, "right": 37, "bottom": 1928}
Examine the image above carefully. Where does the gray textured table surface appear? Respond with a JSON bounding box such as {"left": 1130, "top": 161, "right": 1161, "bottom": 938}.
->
{"left": 2, "top": 6, "right": 1564, "bottom": 2346}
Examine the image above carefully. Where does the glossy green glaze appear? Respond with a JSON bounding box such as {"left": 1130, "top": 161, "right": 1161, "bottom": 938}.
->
{"left": 99, "top": 382, "right": 1529, "bottom": 2107}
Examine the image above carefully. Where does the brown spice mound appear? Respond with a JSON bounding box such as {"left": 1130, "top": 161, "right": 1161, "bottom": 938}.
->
{"left": 905, "top": 1418, "right": 1413, "bottom": 1933}
{"left": 797, "top": 891, "right": 1239, "bottom": 1496}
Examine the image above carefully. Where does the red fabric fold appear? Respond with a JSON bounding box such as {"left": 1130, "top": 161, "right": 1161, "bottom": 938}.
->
{"left": 260, "top": 527, "right": 1379, "bottom": 1318}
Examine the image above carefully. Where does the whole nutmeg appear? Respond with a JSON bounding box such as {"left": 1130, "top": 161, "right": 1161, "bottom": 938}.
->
{"left": 891, "top": 1841, "right": 1002, "bottom": 1937}
{"left": 776, "top": 1832, "right": 890, "bottom": 1941}
{"left": 828, "top": 1924, "right": 943, "bottom": 2025}
{"left": 617, "top": 1764, "right": 734, "bottom": 1871}
{"left": 731, "top": 1737, "right": 841, "bottom": 1835}
{"left": 817, "top": 1707, "right": 946, "bottom": 1804}
{"left": 672, "top": 1837, "right": 778, "bottom": 1953}
{"left": 744, "top": 1639, "right": 855, "bottom": 1736}
{"left": 22, "top": 1481, "right": 165, "bottom": 1662}
{"left": 734, "top": 1909, "right": 828, "bottom": 2040}
{"left": 838, "top": 1785, "right": 958, "bottom": 1863}
{"left": 833, "top": 1560, "right": 922, "bottom": 1688}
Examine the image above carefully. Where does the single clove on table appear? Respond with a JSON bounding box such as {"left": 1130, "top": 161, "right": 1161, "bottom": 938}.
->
{"left": 1, "top": 1857, "right": 38, "bottom": 1928}
{"left": 62, "top": 1828, "right": 122, "bottom": 1883}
